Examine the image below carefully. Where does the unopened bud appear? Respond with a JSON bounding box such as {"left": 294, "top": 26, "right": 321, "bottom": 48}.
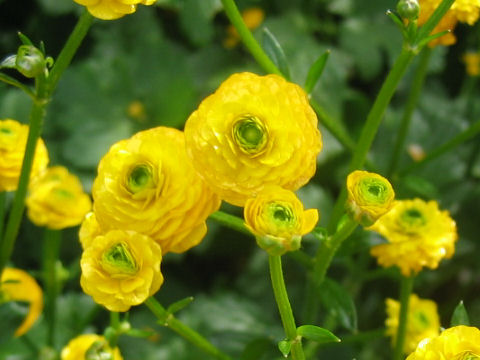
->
{"left": 15, "top": 45, "right": 45, "bottom": 78}
{"left": 397, "top": 0, "right": 420, "bottom": 21}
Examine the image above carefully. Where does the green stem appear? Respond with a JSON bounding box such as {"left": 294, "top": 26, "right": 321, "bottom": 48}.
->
{"left": 303, "top": 216, "right": 358, "bottom": 323}
{"left": 399, "top": 120, "right": 480, "bottom": 176}
{"left": 220, "top": 0, "right": 281, "bottom": 76}
{"left": 144, "top": 297, "right": 232, "bottom": 360}
{"left": 388, "top": 48, "right": 432, "bottom": 178}
{"left": 327, "top": 48, "right": 415, "bottom": 233}
{"left": 0, "top": 11, "right": 92, "bottom": 278}
{"left": 0, "top": 192, "right": 6, "bottom": 241}
{"left": 269, "top": 255, "right": 305, "bottom": 360}
{"left": 43, "top": 228, "right": 62, "bottom": 347}
{"left": 208, "top": 210, "right": 252, "bottom": 236}
{"left": 108, "top": 311, "right": 121, "bottom": 348}
{"left": 47, "top": 11, "right": 94, "bottom": 93}
{"left": 393, "top": 276, "right": 415, "bottom": 360}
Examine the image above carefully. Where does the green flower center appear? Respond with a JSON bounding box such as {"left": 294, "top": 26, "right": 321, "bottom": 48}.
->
{"left": 0, "top": 127, "right": 13, "bottom": 135}
{"left": 266, "top": 202, "right": 296, "bottom": 228}
{"left": 400, "top": 208, "right": 426, "bottom": 229}
{"left": 232, "top": 115, "right": 268, "bottom": 156}
{"left": 126, "top": 164, "right": 154, "bottom": 194}
{"left": 452, "top": 352, "right": 480, "bottom": 360}
{"left": 358, "top": 178, "right": 391, "bottom": 204}
{"left": 101, "top": 242, "right": 138, "bottom": 276}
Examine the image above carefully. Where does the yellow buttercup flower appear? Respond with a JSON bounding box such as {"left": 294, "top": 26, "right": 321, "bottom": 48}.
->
{"left": 0, "top": 119, "right": 49, "bottom": 192}
{"left": 346, "top": 170, "right": 395, "bottom": 227}
{"left": 80, "top": 229, "right": 163, "bottom": 312}
{"left": 418, "top": 0, "right": 480, "bottom": 46}
{"left": 385, "top": 294, "right": 440, "bottom": 354}
{"left": 463, "top": 52, "right": 480, "bottom": 76}
{"left": 73, "top": 0, "right": 156, "bottom": 20}
{"left": 79, "top": 211, "right": 102, "bottom": 249}
{"left": 244, "top": 186, "right": 318, "bottom": 255}
{"left": 26, "top": 166, "right": 92, "bottom": 229}
{"left": 406, "top": 326, "right": 480, "bottom": 359}
{"left": 92, "top": 127, "right": 221, "bottom": 254}
{"left": 61, "top": 334, "right": 123, "bottom": 360}
{"left": 369, "top": 198, "right": 458, "bottom": 276}
{"left": 184, "top": 72, "right": 322, "bottom": 206}
{"left": 224, "top": 8, "right": 265, "bottom": 48}
{"left": 0, "top": 268, "right": 43, "bottom": 337}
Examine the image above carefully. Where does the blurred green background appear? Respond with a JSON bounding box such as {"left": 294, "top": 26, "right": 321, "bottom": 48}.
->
{"left": 1, "top": 0, "right": 480, "bottom": 359}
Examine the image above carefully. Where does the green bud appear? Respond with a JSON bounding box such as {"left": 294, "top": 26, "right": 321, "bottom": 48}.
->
{"left": 396, "top": 0, "right": 420, "bottom": 21}
{"left": 15, "top": 45, "right": 45, "bottom": 78}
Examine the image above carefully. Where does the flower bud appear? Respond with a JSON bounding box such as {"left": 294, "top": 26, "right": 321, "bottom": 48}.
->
{"left": 15, "top": 45, "right": 45, "bottom": 78}
{"left": 396, "top": 0, "right": 420, "bottom": 21}
{"left": 346, "top": 170, "right": 395, "bottom": 227}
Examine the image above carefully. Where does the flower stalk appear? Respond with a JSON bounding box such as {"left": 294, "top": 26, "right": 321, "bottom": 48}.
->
{"left": 0, "top": 192, "right": 6, "bottom": 240}
{"left": 393, "top": 276, "right": 415, "bottom": 360}
{"left": 144, "top": 297, "right": 232, "bottom": 360}
{"left": 269, "top": 255, "right": 305, "bottom": 360}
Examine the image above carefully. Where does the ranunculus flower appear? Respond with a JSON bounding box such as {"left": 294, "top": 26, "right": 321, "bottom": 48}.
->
{"left": 73, "top": 0, "right": 156, "bottom": 20}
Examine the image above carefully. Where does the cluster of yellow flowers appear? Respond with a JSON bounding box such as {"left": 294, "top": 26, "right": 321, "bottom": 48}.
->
{"left": 418, "top": 0, "right": 480, "bottom": 46}
{"left": 368, "top": 198, "right": 457, "bottom": 276}
{"left": 385, "top": 294, "right": 440, "bottom": 354}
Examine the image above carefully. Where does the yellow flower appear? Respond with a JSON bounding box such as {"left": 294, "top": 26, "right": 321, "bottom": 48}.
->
{"left": 73, "top": 0, "right": 156, "bottom": 20}
{"left": 418, "top": 0, "right": 480, "bottom": 46}
{"left": 406, "top": 326, "right": 480, "bottom": 359}
{"left": 244, "top": 186, "right": 318, "bottom": 255}
{"left": 80, "top": 229, "right": 163, "bottom": 312}
{"left": 224, "top": 8, "right": 265, "bottom": 48}
{"left": 92, "top": 126, "right": 221, "bottom": 254}
{"left": 385, "top": 294, "right": 440, "bottom": 354}
{"left": 0, "top": 119, "right": 49, "bottom": 192}
{"left": 184, "top": 72, "right": 322, "bottom": 206}
{"left": 0, "top": 268, "right": 43, "bottom": 337}
{"left": 61, "top": 334, "right": 123, "bottom": 360}
{"left": 463, "top": 52, "right": 480, "bottom": 76}
{"left": 369, "top": 198, "right": 458, "bottom": 276}
{"left": 346, "top": 170, "right": 395, "bottom": 227}
{"left": 79, "top": 211, "right": 102, "bottom": 249}
{"left": 26, "top": 166, "right": 92, "bottom": 229}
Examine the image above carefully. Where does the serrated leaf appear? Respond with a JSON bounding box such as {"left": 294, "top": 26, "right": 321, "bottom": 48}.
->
{"left": 167, "top": 296, "right": 194, "bottom": 314}
{"left": 277, "top": 339, "right": 291, "bottom": 357}
{"left": 0, "top": 55, "right": 17, "bottom": 69}
{"left": 262, "top": 27, "right": 291, "bottom": 80}
{"left": 319, "top": 278, "right": 358, "bottom": 332}
{"left": 240, "top": 338, "right": 273, "bottom": 360}
{"left": 304, "top": 50, "right": 330, "bottom": 94}
{"left": 450, "top": 301, "right": 470, "bottom": 327}
{"left": 297, "top": 325, "right": 341, "bottom": 344}
{"left": 125, "top": 328, "right": 156, "bottom": 338}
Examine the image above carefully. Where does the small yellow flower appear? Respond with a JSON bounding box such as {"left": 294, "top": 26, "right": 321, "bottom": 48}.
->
{"left": 346, "top": 170, "right": 395, "bottom": 227}
{"left": 244, "top": 186, "right": 318, "bottom": 255}
{"left": 184, "top": 72, "right": 322, "bottom": 206}
{"left": 463, "top": 52, "right": 480, "bottom": 76}
{"left": 61, "top": 334, "right": 123, "bottom": 360}
{"left": 0, "top": 119, "right": 49, "bottom": 192}
{"left": 418, "top": 0, "right": 480, "bottom": 46}
{"left": 0, "top": 268, "right": 43, "bottom": 337}
{"left": 80, "top": 229, "right": 163, "bottom": 312}
{"left": 406, "top": 326, "right": 480, "bottom": 359}
{"left": 92, "top": 127, "right": 221, "bottom": 254}
{"left": 73, "top": 0, "right": 156, "bottom": 20}
{"left": 385, "top": 294, "right": 440, "bottom": 354}
{"left": 369, "top": 198, "right": 458, "bottom": 276}
{"left": 224, "top": 8, "right": 265, "bottom": 48}
{"left": 26, "top": 166, "right": 92, "bottom": 229}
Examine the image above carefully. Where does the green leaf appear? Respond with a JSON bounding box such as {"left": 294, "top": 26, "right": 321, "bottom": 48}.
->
{"left": 304, "top": 50, "right": 330, "bottom": 94}
{"left": 450, "top": 301, "right": 470, "bottom": 327}
{"left": 262, "top": 28, "right": 291, "bottom": 80}
{"left": 240, "top": 338, "right": 273, "bottom": 360}
{"left": 319, "top": 278, "right": 358, "bottom": 332}
{"left": 297, "top": 325, "right": 341, "bottom": 344}
{"left": 277, "top": 339, "right": 291, "bottom": 357}
{"left": 167, "top": 296, "right": 194, "bottom": 314}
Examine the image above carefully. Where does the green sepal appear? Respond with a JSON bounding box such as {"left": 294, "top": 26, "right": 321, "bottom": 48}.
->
{"left": 450, "top": 301, "right": 470, "bottom": 327}
{"left": 17, "top": 32, "right": 33, "bottom": 46}
{"left": 262, "top": 27, "right": 291, "bottom": 80}
{"left": 304, "top": 50, "right": 330, "bottom": 94}
{"left": 167, "top": 296, "right": 194, "bottom": 314}
{"left": 296, "top": 325, "right": 341, "bottom": 344}
{"left": 277, "top": 339, "right": 291, "bottom": 357}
